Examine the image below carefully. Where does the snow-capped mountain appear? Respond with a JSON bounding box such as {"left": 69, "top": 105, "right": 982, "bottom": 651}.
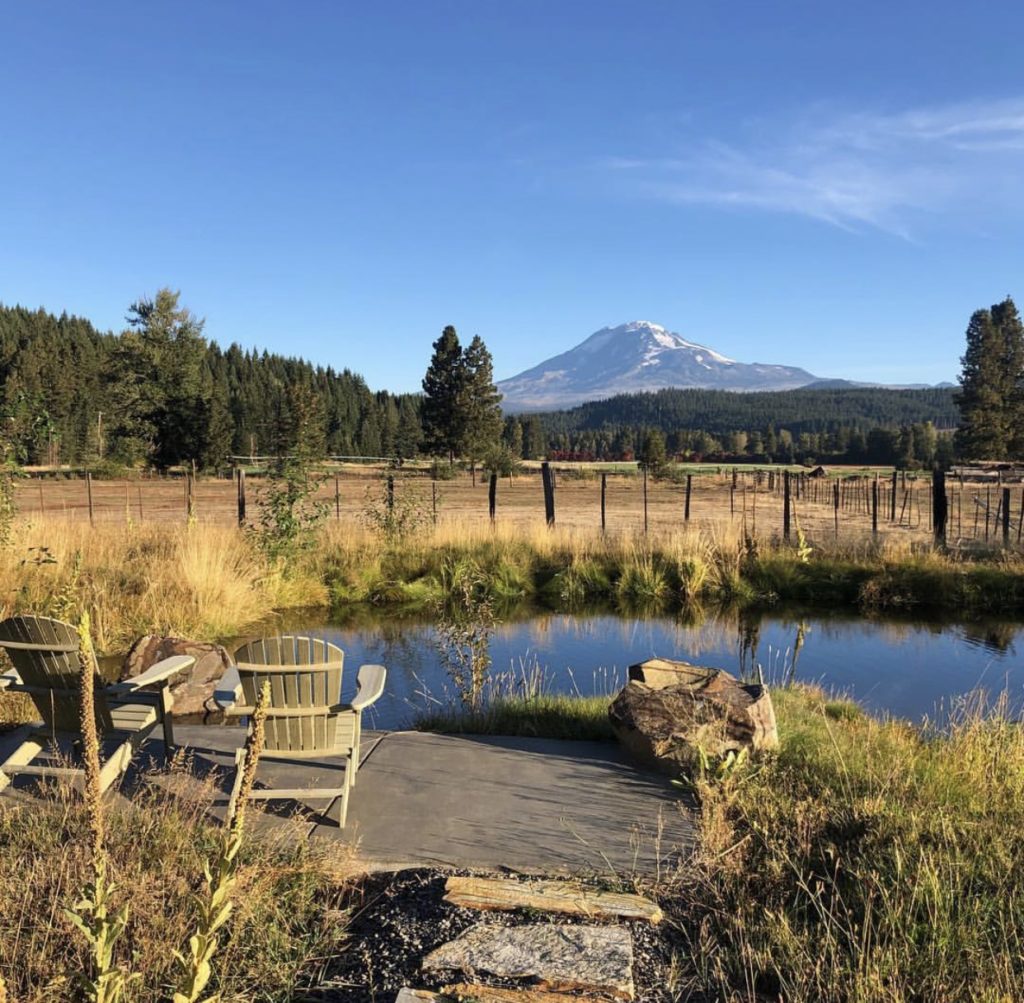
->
{"left": 497, "top": 321, "right": 820, "bottom": 410}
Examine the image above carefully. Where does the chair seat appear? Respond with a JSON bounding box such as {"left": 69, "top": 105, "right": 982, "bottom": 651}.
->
{"left": 108, "top": 702, "right": 158, "bottom": 733}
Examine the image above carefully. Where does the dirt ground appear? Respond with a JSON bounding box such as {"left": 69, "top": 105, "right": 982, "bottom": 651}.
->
{"left": 12, "top": 463, "right": 1000, "bottom": 547}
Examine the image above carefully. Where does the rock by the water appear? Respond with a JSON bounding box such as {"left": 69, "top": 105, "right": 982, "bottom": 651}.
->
{"left": 422, "top": 923, "right": 634, "bottom": 999}
{"left": 611, "top": 661, "right": 777, "bottom": 773}
{"left": 444, "top": 876, "right": 662, "bottom": 924}
{"left": 121, "top": 635, "right": 231, "bottom": 716}
{"left": 395, "top": 991, "right": 442, "bottom": 1003}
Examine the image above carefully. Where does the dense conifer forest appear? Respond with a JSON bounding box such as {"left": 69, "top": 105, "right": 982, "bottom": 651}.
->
{"left": 0, "top": 300, "right": 422, "bottom": 468}
{"left": 0, "top": 298, "right": 962, "bottom": 470}
{"left": 527, "top": 386, "right": 960, "bottom": 466}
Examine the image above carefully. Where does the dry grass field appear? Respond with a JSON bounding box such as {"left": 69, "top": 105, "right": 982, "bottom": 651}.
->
{"left": 14, "top": 462, "right": 1016, "bottom": 549}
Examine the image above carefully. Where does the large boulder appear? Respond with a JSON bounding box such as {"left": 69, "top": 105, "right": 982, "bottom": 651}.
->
{"left": 610, "top": 659, "right": 777, "bottom": 774}
{"left": 121, "top": 635, "right": 232, "bottom": 717}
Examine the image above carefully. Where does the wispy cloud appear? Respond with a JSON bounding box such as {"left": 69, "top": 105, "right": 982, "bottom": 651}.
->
{"left": 602, "top": 98, "right": 1024, "bottom": 236}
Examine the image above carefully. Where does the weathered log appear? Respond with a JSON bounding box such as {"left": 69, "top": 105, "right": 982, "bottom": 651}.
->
{"left": 444, "top": 875, "right": 662, "bottom": 924}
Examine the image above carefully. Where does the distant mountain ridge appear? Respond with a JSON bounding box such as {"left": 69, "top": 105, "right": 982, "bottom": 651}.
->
{"left": 497, "top": 321, "right": 820, "bottom": 410}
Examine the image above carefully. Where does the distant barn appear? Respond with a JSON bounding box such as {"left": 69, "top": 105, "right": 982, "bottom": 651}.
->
{"left": 808, "top": 465, "right": 828, "bottom": 478}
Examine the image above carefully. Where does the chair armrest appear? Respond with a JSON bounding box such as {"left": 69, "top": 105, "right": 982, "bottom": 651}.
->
{"left": 350, "top": 664, "right": 386, "bottom": 711}
{"left": 108, "top": 655, "right": 195, "bottom": 695}
{"left": 213, "top": 665, "right": 242, "bottom": 710}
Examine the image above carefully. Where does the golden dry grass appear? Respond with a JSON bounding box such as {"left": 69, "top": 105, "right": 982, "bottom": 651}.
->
{"left": 0, "top": 520, "right": 325, "bottom": 652}
{"left": 670, "top": 685, "right": 1024, "bottom": 1002}
{"left": 0, "top": 763, "right": 354, "bottom": 1001}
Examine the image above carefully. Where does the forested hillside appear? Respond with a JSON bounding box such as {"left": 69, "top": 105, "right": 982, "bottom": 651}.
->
{"left": 528, "top": 386, "right": 959, "bottom": 465}
{"left": 0, "top": 300, "right": 422, "bottom": 468}
{"left": 538, "top": 386, "right": 958, "bottom": 436}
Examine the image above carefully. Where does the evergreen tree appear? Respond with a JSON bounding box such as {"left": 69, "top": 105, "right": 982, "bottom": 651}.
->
{"left": 502, "top": 415, "right": 524, "bottom": 459}
{"left": 994, "top": 297, "right": 1024, "bottom": 458}
{"left": 125, "top": 289, "right": 208, "bottom": 468}
{"left": 521, "top": 415, "right": 545, "bottom": 460}
{"left": 461, "top": 335, "right": 503, "bottom": 465}
{"left": 394, "top": 396, "right": 423, "bottom": 459}
{"left": 421, "top": 326, "right": 466, "bottom": 462}
{"left": 637, "top": 428, "right": 667, "bottom": 471}
{"left": 956, "top": 307, "right": 1011, "bottom": 459}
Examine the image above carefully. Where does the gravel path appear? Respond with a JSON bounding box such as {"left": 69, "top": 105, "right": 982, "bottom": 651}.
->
{"left": 303, "top": 868, "right": 686, "bottom": 1002}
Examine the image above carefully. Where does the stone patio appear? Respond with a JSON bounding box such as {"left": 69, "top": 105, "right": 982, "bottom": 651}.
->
{"left": 166, "top": 725, "right": 696, "bottom": 875}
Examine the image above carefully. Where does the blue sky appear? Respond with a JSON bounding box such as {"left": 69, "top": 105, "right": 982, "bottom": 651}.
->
{"left": 3, "top": 1, "right": 1024, "bottom": 392}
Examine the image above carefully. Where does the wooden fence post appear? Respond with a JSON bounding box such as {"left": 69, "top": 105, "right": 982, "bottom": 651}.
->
{"left": 334, "top": 474, "right": 340, "bottom": 520}
{"left": 783, "top": 470, "right": 791, "bottom": 541}
{"left": 541, "top": 462, "right": 556, "bottom": 527}
{"left": 871, "top": 477, "right": 878, "bottom": 538}
{"left": 890, "top": 470, "right": 897, "bottom": 522}
{"left": 933, "top": 470, "right": 948, "bottom": 545}
{"left": 684, "top": 474, "right": 692, "bottom": 523}
{"left": 488, "top": 472, "right": 497, "bottom": 522}
{"left": 600, "top": 472, "right": 607, "bottom": 533}
{"left": 833, "top": 480, "right": 839, "bottom": 538}
{"left": 236, "top": 468, "right": 247, "bottom": 526}
{"left": 1003, "top": 486, "right": 1011, "bottom": 546}
{"left": 642, "top": 466, "right": 649, "bottom": 535}
{"left": 432, "top": 480, "right": 438, "bottom": 525}
{"left": 387, "top": 475, "right": 395, "bottom": 515}
{"left": 86, "top": 472, "right": 94, "bottom": 526}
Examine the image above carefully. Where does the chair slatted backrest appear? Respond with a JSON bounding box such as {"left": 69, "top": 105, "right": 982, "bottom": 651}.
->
{"left": 0, "top": 615, "right": 114, "bottom": 736}
{"left": 233, "top": 636, "right": 344, "bottom": 755}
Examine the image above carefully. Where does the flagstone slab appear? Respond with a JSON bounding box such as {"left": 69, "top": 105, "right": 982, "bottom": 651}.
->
{"left": 421, "top": 923, "right": 634, "bottom": 999}
{"left": 444, "top": 875, "right": 663, "bottom": 924}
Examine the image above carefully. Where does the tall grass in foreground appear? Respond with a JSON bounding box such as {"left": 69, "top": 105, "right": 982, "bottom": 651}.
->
{"left": 676, "top": 686, "right": 1024, "bottom": 1002}
{"left": 0, "top": 767, "right": 351, "bottom": 1001}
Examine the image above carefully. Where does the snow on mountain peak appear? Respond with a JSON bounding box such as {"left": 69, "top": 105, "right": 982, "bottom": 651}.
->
{"left": 620, "top": 320, "right": 667, "bottom": 333}
{"left": 496, "top": 320, "right": 817, "bottom": 410}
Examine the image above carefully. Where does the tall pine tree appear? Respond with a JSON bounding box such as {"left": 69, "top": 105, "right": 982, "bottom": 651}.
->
{"left": 955, "top": 299, "right": 1024, "bottom": 460}
{"left": 461, "top": 334, "right": 503, "bottom": 466}
{"left": 421, "top": 325, "right": 467, "bottom": 462}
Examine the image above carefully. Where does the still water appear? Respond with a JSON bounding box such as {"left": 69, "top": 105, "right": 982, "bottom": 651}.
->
{"left": 252, "top": 606, "right": 1024, "bottom": 731}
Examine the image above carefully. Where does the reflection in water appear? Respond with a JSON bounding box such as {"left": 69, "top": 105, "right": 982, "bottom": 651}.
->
{"left": 234, "top": 604, "right": 1024, "bottom": 730}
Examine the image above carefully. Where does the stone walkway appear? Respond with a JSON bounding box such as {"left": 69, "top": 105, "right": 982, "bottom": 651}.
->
{"left": 170, "top": 726, "right": 696, "bottom": 875}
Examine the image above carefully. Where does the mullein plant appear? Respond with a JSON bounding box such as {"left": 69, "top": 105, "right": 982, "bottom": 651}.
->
{"left": 65, "top": 612, "right": 139, "bottom": 1003}
{"left": 172, "top": 680, "right": 270, "bottom": 1003}
{"left": 63, "top": 616, "right": 272, "bottom": 1003}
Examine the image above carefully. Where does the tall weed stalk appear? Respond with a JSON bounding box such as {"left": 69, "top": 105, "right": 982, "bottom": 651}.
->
{"left": 65, "top": 612, "right": 138, "bottom": 1003}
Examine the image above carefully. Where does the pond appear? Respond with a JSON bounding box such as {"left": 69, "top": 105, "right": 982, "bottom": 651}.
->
{"left": 246, "top": 605, "right": 1024, "bottom": 731}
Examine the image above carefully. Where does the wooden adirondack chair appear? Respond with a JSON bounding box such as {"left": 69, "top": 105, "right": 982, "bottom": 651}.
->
{"left": 0, "top": 615, "right": 195, "bottom": 794}
{"left": 214, "top": 635, "right": 386, "bottom": 828}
